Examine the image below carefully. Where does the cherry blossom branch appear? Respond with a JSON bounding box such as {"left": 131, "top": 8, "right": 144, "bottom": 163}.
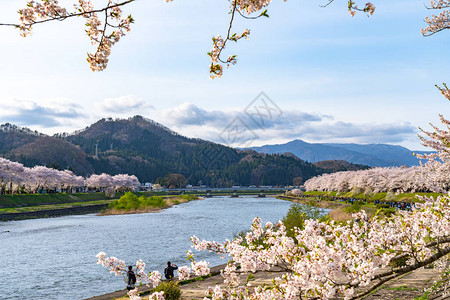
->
{"left": 0, "top": 0, "right": 134, "bottom": 28}
{"left": 3, "top": 0, "right": 135, "bottom": 71}
{"left": 421, "top": 0, "right": 450, "bottom": 36}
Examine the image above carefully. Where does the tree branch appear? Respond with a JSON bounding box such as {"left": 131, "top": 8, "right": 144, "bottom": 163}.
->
{"left": 0, "top": 0, "right": 135, "bottom": 28}
{"left": 352, "top": 245, "right": 450, "bottom": 299}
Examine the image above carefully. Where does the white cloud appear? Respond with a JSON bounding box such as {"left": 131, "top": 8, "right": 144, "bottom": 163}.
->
{"left": 99, "top": 95, "right": 155, "bottom": 114}
{"left": 152, "top": 103, "right": 416, "bottom": 147}
{"left": 0, "top": 99, "right": 86, "bottom": 128}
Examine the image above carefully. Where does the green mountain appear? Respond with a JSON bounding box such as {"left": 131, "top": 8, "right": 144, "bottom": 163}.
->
{"left": 0, "top": 117, "right": 367, "bottom": 187}
{"left": 0, "top": 123, "right": 93, "bottom": 174}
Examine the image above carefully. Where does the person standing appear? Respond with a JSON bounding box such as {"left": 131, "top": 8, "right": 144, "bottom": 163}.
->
{"left": 164, "top": 261, "right": 178, "bottom": 280}
{"left": 127, "top": 266, "right": 137, "bottom": 291}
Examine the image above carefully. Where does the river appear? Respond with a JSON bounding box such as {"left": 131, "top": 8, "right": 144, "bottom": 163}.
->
{"left": 0, "top": 196, "right": 300, "bottom": 299}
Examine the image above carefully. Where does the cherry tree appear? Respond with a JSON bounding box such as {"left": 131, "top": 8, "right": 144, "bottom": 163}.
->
{"left": 416, "top": 84, "right": 450, "bottom": 192}
{"left": 58, "top": 170, "right": 85, "bottom": 193}
{"left": 111, "top": 174, "right": 140, "bottom": 191}
{"left": 0, "top": 158, "right": 25, "bottom": 194}
{"left": 85, "top": 173, "right": 113, "bottom": 191}
{"left": 85, "top": 173, "right": 140, "bottom": 191}
{"left": 304, "top": 166, "right": 432, "bottom": 194}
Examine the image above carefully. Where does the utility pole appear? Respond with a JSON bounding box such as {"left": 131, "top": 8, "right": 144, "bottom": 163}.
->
{"left": 95, "top": 144, "right": 99, "bottom": 157}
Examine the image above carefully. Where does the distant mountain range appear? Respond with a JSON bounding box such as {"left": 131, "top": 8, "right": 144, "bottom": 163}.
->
{"left": 249, "top": 139, "right": 432, "bottom": 167}
{"left": 0, "top": 117, "right": 368, "bottom": 187}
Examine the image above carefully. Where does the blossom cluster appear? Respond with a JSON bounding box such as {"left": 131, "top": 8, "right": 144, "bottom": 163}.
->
{"left": 148, "top": 291, "right": 164, "bottom": 300}
{"left": 191, "top": 260, "right": 210, "bottom": 276}
{"left": 134, "top": 259, "right": 163, "bottom": 288}
{"left": 208, "top": 29, "right": 250, "bottom": 79}
{"left": 79, "top": 1, "right": 134, "bottom": 71}
{"left": 17, "top": 0, "right": 134, "bottom": 71}
{"left": 347, "top": 1, "right": 375, "bottom": 17}
{"left": 414, "top": 84, "right": 450, "bottom": 192}
{"left": 422, "top": 0, "right": 450, "bottom": 36}
{"left": 18, "top": 0, "right": 68, "bottom": 36}
{"left": 96, "top": 252, "right": 126, "bottom": 275}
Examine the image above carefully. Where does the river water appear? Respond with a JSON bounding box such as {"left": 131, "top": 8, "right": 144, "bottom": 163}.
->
{"left": 0, "top": 196, "right": 299, "bottom": 299}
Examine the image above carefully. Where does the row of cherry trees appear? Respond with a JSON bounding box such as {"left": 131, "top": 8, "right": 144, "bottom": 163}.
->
{"left": 303, "top": 166, "right": 433, "bottom": 194}
{"left": 0, "top": 157, "right": 139, "bottom": 194}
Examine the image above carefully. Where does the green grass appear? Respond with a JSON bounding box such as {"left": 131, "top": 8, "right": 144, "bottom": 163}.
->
{"left": 0, "top": 191, "right": 177, "bottom": 209}
{"left": 0, "top": 192, "right": 120, "bottom": 208}
{"left": 414, "top": 291, "right": 430, "bottom": 300}
{"left": 178, "top": 194, "right": 199, "bottom": 201}
{"left": 386, "top": 285, "right": 418, "bottom": 291}
{"left": 0, "top": 199, "right": 115, "bottom": 213}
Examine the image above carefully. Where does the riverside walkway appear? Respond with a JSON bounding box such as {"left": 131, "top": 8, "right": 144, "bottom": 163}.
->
{"left": 85, "top": 265, "right": 446, "bottom": 300}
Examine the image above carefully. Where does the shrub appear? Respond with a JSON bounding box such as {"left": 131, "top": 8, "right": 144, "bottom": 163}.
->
{"left": 380, "top": 208, "right": 396, "bottom": 217}
{"left": 109, "top": 192, "right": 166, "bottom": 210}
{"left": 282, "top": 204, "right": 324, "bottom": 240}
{"left": 151, "top": 280, "right": 181, "bottom": 300}
{"left": 343, "top": 203, "right": 362, "bottom": 214}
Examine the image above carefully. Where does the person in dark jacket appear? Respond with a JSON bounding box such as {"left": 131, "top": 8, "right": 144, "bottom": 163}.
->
{"left": 164, "top": 261, "right": 178, "bottom": 280}
{"left": 127, "top": 266, "right": 137, "bottom": 290}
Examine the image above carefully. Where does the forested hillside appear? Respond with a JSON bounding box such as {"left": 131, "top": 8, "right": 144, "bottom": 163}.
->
{"left": 0, "top": 117, "right": 367, "bottom": 186}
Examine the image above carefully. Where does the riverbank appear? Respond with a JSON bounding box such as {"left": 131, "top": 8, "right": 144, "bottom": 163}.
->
{"left": 277, "top": 191, "right": 443, "bottom": 222}
{"left": 277, "top": 195, "right": 359, "bottom": 221}
{"left": 0, "top": 203, "right": 109, "bottom": 221}
{"left": 0, "top": 192, "right": 121, "bottom": 209}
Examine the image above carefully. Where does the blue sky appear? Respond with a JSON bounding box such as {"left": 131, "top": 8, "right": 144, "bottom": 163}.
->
{"left": 0, "top": 0, "right": 448, "bottom": 150}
